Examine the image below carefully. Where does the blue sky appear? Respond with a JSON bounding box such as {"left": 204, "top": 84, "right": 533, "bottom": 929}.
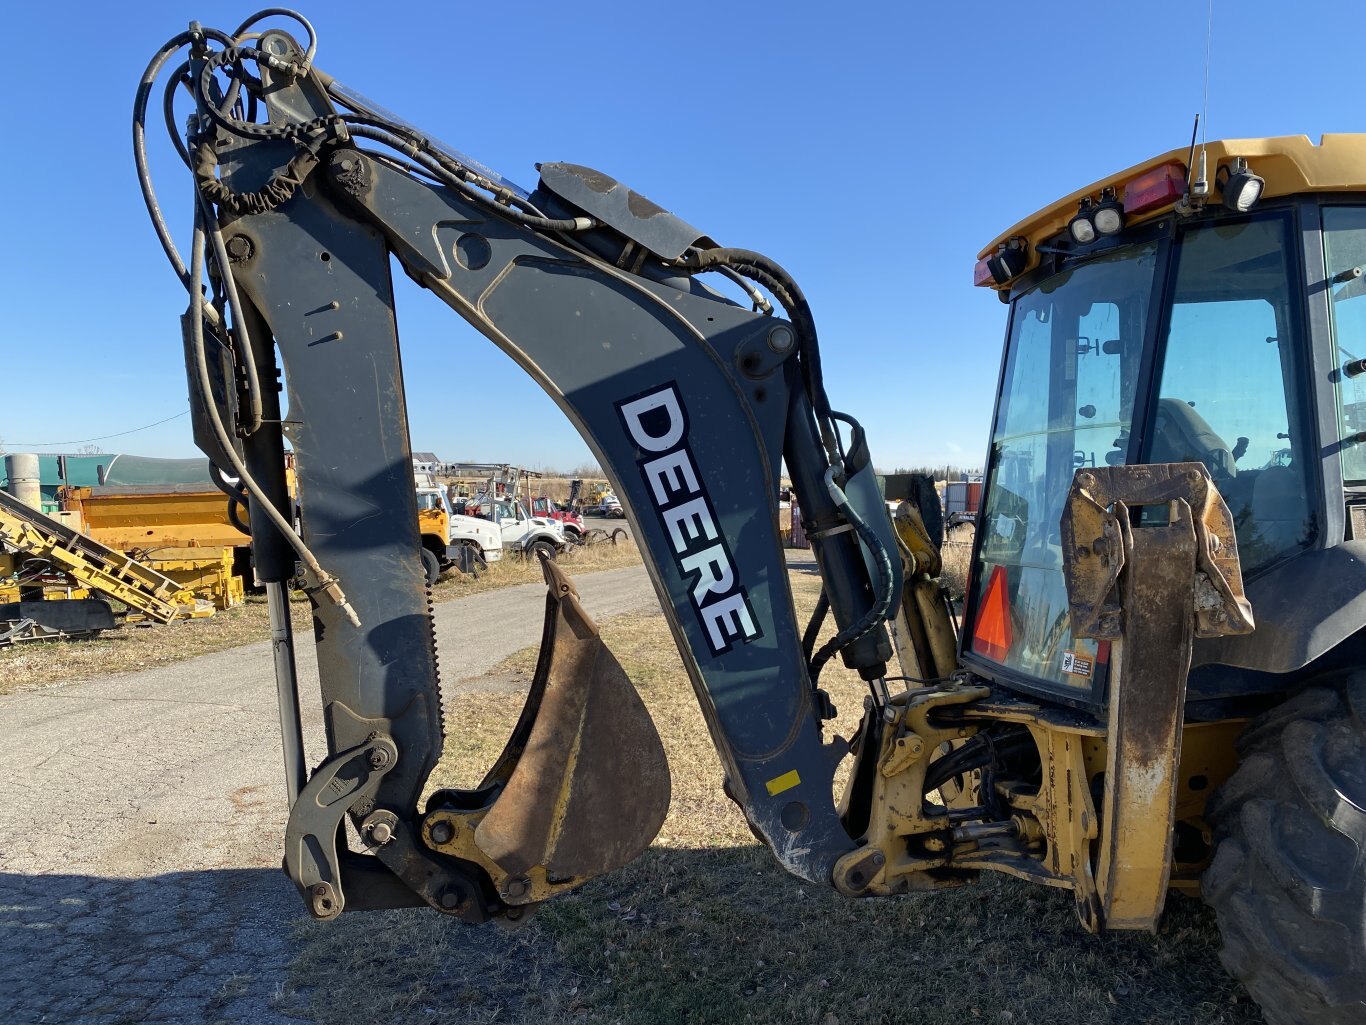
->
{"left": 1, "top": 1, "right": 1360, "bottom": 473}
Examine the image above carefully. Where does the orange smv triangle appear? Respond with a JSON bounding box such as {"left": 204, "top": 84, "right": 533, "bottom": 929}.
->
{"left": 972, "top": 564, "right": 1014, "bottom": 664}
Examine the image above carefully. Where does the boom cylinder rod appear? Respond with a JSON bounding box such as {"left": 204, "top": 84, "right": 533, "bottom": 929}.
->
{"left": 236, "top": 302, "right": 307, "bottom": 804}
{"left": 267, "top": 580, "right": 306, "bottom": 805}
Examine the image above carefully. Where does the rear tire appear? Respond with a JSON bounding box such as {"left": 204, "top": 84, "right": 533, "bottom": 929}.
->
{"left": 1203, "top": 675, "right": 1366, "bottom": 1025}
{"left": 419, "top": 547, "right": 441, "bottom": 587}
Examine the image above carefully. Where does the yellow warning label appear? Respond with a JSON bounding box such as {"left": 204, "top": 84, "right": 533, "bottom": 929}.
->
{"left": 765, "top": 769, "right": 801, "bottom": 796}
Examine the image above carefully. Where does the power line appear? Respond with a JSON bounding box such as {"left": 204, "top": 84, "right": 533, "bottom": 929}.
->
{"left": 5, "top": 410, "right": 190, "bottom": 448}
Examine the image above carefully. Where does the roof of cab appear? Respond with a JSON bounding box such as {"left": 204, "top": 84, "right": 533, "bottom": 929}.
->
{"left": 977, "top": 134, "right": 1366, "bottom": 267}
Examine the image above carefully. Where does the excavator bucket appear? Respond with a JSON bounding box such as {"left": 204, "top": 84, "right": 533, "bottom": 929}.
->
{"left": 424, "top": 557, "right": 671, "bottom": 908}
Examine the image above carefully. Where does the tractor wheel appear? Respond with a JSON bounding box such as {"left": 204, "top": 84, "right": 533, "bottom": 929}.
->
{"left": 420, "top": 547, "right": 441, "bottom": 587}
{"left": 530, "top": 539, "right": 558, "bottom": 563}
{"left": 1203, "top": 675, "right": 1366, "bottom": 1025}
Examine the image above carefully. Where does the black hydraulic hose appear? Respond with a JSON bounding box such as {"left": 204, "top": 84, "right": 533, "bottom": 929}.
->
{"left": 923, "top": 733, "right": 1035, "bottom": 794}
{"left": 193, "top": 135, "right": 322, "bottom": 217}
{"left": 208, "top": 462, "right": 242, "bottom": 500}
{"left": 209, "top": 464, "right": 252, "bottom": 536}
{"left": 195, "top": 47, "right": 334, "bottom": 142}
{"left": 716, "top": 266, "right": 773, "bottom": 315}
{"left": 357, "top": 147, "right": 446, "bottom": 185}
{"left": 924, "top": 740, "right": 992, "bottom": 794}
{"left": 676, "top": 248, "right": 839, "bottom": 464}
{"left": 231, "top": 8, "right": 318, "bottom": 68}
{"left": 801, "top": 590, "right": 829, "bottom": 666}
{"left": 343, "top": 124, "right": 596, "bottom": 233}
{"left": 808, "top": 466, "right": 897, "bottom": 684}
{"left": 188, "top": 199, "right": 358, "bottom": 627}
{"left": 162, "top": 61, "right": 193, "bottom": 169}
{"left": 133, "top": 26, "right": 235, "bottom": 292}
{"left": 227, "top": 492, "right": 252, "bottom": 536}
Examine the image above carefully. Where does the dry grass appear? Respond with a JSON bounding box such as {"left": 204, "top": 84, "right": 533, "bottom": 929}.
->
{"left": 940, "top": 523, "right": 976, "bottom": 602}
{"left": 430, "top": 537, "right": 640, "bottom": 600}
{"left": 0, "top": 594, "right": 298, "bottom": 694}
{"left": 0, "top": 540, "right": 642, "bottom": 696}
{"left": 284, "top": 563, "right": 1259, "bottom": 1025}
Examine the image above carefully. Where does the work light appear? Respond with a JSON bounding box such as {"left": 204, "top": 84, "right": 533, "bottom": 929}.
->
{"left": 985, "top": 238, "right": 1029, "bottom": 284}
{"left": 1221, "top": 157, "right": 1265, "bottom": 213}
{"left": 1091, "top": 187, "right": 1125, "bottom": 236}
{"left": 1069, "top": 200, "right": 1097, "bottom": 245}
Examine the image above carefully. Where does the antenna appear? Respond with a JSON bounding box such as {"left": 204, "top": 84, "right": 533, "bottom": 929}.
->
{"left": 1201, "top": 0, "right": 1213, "bottom": 148}
{"left": 1179, "top": 114, "right": 1202, "bottom": 213}
{"left": 1193, "top": 0, "right": 1214, "bottom": 200}
{"left": 1181, "top": 2, "right": 1215, "bottom": 211}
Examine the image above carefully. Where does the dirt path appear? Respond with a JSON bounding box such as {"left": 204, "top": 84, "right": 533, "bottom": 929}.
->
{"left": 0, "top": 565, "right": 657, "bottom": 1025}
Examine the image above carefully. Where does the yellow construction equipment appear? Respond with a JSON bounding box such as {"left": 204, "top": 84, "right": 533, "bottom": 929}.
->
{"left": 0, "top": 488, "right": 208, "bottom": 644}
{"left": 59, "top": 484, "right": 249, "bottom": 609}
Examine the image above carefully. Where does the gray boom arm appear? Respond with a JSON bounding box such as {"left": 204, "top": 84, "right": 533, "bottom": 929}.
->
{"left": 148, "top": 17, "right": 901, "bottom": 921}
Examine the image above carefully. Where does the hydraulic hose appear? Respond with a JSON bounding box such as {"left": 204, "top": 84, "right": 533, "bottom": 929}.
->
{"left": 344, "top": 124, "right": 596, "bottom": 233}
{"left": 808, "top": 465, "right": 897, "bottom": 683}
{"left": 230, "top": 8, "right": 318, "bottom": 68}
{"left": 188, "top": 201, "right": 359, "bottom": 627}
{"left": 134, "top": 26, "right": 234, "bottom": 299}
{"left": 676, "top": 247, "right": 839, "bottom": 463}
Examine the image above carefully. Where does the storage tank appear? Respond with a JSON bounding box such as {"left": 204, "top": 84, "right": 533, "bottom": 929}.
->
{"left": 4, "top": 453, "right": 42, "bottom": 511}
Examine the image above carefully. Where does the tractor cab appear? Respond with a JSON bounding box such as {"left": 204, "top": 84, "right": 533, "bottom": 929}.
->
{"left": 964, "top": 135, "right": 1366, "bottom": 710}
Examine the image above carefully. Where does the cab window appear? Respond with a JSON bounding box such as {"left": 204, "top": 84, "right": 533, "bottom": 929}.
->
{"left": 1143, "top": 214, "right": 1315, "bottom": 573}
{"left": 1323, "top": 207, "right": 1366, "bottom": 484}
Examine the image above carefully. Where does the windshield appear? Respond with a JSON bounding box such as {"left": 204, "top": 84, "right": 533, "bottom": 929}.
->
{"left": 969, "top": 241, "right": 1158, "bottom": 694}
{"left": 968, "top": 211, "right": 1317, "bottom": 700}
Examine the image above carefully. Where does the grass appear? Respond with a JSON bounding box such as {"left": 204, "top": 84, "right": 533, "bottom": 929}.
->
{"left": 0, "top": 539, "right": 642, "bottom": 696}
{"left": 940, "top": 523, "right": 976, "bottom": 602}
{"left": 430, "top": 536, "right": 641, "bottom": 600}
{"left": 282, "top": 562, "right": 1261, "bottom": 1025}
{"left": 0, "top": 593, "right": 301, "bottom": 694}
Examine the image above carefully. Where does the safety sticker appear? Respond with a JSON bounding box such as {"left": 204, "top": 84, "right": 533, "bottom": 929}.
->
{"left": 765, "top": 769, "right": 801, "bottom": 796}
{"left": 1061, "top": 651, "right": 1093, "bottom": 679}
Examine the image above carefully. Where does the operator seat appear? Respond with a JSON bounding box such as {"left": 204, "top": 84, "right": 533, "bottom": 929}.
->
{"left": 1148, "top": 398, "right": 1237, "bottom": 480}
{"left": 1248, "top": 464, "right": 1309, "bottom": 558}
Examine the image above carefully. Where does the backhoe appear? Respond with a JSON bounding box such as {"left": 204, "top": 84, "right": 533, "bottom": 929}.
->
{"left": 135, "top": 12, "right": 1365, "bottom": 1023}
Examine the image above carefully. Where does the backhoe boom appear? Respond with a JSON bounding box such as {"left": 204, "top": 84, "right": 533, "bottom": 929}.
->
{"left": 139, "top": 13, "right": 901, "bottom": 921}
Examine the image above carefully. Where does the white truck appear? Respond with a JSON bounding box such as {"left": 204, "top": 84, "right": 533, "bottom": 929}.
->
{"left": 415, "top": 482, "right": 502, "bottom": 585}
{"left": 415, "top": 477, "right": 565, "bottom": 585}
{"left": 486, "top": 496, "right": 567, "bottom": 561}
